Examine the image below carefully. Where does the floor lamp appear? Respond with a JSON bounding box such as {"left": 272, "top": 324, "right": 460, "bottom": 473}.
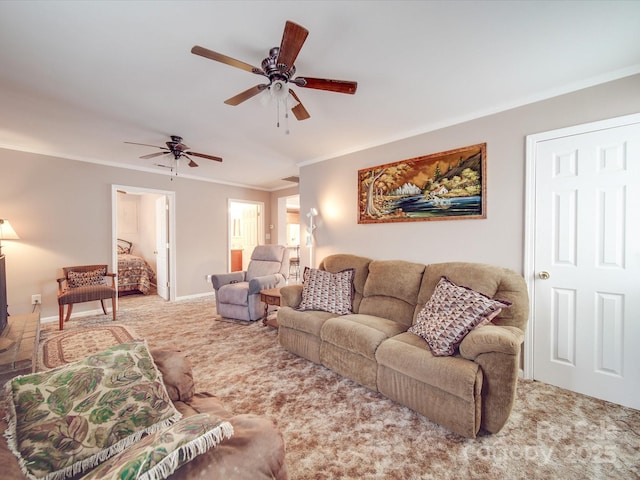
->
{"left": 306, "top": 208, "right": 318, "bottom": 268}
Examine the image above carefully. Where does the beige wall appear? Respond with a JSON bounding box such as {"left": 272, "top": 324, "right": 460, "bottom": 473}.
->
{"left": 298, "top": 74, "right": 640, "bottom": 272}
{"left": 269, "top": 186, "right": 299, "bottom": 245}
{"left": 0, "top": 150, "right": 270, "bottom": 319}
{"left": 2, "top": 74, "right": 638, "bottom": 320}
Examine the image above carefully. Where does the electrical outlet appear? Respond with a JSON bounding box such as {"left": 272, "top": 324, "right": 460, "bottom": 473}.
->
{"left": 31, "top": 294, "right": 42, "bottom": 305}
{"left": 205, "top": 274, "right": 212, "bottom": 282}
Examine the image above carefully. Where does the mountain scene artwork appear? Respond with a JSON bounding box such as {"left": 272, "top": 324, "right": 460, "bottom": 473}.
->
{"left": 358, "top": 143, "right": 486, "bottom": 223}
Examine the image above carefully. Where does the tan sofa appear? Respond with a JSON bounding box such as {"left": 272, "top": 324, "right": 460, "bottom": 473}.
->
{"left": 277, "top": 254, "right": 529, "bottom": 438}
{"left": 0, "top": 349, "right": 288, "bottom": 480}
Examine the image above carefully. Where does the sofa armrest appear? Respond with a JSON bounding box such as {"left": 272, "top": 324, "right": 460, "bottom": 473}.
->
{"left": 459, "top": 326, "right": 525, "bottom": 434}
{"left": 151, "top": 349, "right": 195, "bottom": 403}
{"left": 458, "top": 325, "right": 524, "bottom": 360}
{"left": 248, "top": 274, "right": 282, "bottom": 295}
{"left": 211, "top": 271, "right": 246, "bottom": 290}
{"left": 279, "top": 284, "right": 303, "bottom": 308}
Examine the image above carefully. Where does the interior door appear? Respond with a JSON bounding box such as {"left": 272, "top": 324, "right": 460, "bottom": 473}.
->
{"left": 229, "top": 200, "right": 263, "bottom": 271}
{"left": 155, "top": 196, "right": 169, "bottom": 300}
{"left": 528, "top": 116, "right": 640, "bottom": 409}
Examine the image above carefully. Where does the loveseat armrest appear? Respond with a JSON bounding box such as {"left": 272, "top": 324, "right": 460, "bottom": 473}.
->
{"left": 458, "top": 325, "right": 524, "bottom": 360}
{"left": 211, "top": 271, "right": 246, "bottom": 290}
{"left": 279, "top": 284, "right": 303, "bottom": 308}
{"left": 248, "top": 274, "right": 284, "bottom": 295}
{"left": 150, "top": 349, "right": 195, "bottom": 403}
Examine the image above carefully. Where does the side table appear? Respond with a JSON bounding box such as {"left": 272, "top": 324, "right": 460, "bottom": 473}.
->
{"left": 259, "top": 287, "right": 281, "bottom": 327}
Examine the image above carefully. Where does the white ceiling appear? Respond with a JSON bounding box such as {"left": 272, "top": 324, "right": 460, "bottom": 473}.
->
{"left": 1, "top": 1, "right": 639, "bottom": 190}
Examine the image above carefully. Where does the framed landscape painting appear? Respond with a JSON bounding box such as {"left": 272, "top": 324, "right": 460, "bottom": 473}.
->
{"left": 358, "top": 143, "right": 487, "bottom": 224}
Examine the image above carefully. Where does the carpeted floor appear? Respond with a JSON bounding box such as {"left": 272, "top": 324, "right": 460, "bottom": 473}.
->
{"left": 33, "top": 294, "right": 640, "bottom": 479}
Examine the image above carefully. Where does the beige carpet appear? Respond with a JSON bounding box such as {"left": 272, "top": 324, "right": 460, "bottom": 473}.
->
{"left": 34, "top": 294, "right": 640, "bottom": 479}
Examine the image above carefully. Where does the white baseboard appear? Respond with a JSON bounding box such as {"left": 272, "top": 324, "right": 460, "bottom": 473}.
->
{"left": 41, "top": 307, "right": 107, "bottom": 324}
{"left": 41, "top": 292, "right": 216, "bottom": 324}
{"left": 175, "top": 292, "right": 215, "bottom": 301}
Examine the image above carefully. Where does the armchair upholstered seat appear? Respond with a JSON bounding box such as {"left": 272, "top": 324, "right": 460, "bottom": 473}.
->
{"left": 210, "top": 245, "right": 290, "bottom": 321}
{"left": 57, "top": 264, "right": 117, "bottom": 330}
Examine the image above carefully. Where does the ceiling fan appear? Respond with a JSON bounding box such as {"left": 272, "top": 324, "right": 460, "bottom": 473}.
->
{"left": 125, "top": 135, "right": 222, "bottom": 168}
{"left": 191, "top": 20, "right": 357, "bottom": 120}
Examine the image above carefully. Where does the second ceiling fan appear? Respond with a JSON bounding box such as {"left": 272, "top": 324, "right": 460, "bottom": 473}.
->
{"left": 191, "top": 20, "right": 357, "bottom": 120}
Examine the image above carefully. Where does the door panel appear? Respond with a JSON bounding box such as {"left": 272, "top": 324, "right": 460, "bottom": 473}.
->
{"left": 531, "top": 119, "right": 640, "bottom": 409}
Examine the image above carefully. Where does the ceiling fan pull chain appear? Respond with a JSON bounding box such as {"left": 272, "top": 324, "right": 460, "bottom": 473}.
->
{"left": 285, "top": 95, "right": 290, "bottom": 135}
{"left": 276, "top": 100, "right": 281, "bottom": 129}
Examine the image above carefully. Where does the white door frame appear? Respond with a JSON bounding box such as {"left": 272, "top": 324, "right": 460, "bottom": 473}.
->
{"left": 523, "top": 112, "right": 640, "bottom": 379}
{"left": 227, "top": 199, "right": 265, "bottom": 270}
{"left": 112, "top": 185, "right": 177, "bottom": 301}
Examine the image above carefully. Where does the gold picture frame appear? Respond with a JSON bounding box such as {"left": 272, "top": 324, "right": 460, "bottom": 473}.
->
{"left": 358, "top": 143, "right": 486, "bottom": 223}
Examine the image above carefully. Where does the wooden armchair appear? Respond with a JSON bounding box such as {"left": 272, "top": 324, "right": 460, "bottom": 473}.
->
{"left": 57, "top": 264, "right": 117, "bottom": 330}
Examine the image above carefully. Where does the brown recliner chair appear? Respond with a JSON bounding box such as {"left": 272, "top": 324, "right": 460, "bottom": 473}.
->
{"left": 57, "top": 264, "right": 117, "bottom": 330}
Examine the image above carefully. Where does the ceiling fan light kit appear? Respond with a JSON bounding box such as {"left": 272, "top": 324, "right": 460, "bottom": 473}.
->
{"left": 191, "top": 20, "right": 357, "bottom": 124}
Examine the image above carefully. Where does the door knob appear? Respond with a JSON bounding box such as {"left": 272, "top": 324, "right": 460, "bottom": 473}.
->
{"left": 538, "top": 271, "right": 550, "bottom": 280}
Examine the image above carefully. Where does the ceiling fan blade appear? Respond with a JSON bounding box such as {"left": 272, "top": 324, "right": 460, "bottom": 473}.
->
{"left": 224, "top": 84, "right": 268, "bottom": 106}
{"left": 276, "top": 21, "right": 309, "bottom": 74}
{"left": 293, "top": 77, "right": 357, "bottom": 94}
{"left": 140, "top": 151, "right": 169, "bottom": 160}
{"left": 125, "top": 141, "right": 166, "bottom": 149}
{"left": 182, "top": 155, "right": 199, "bottom": 168}
{"left": 289, "top": 90, "right": 310, "bottom": 121}
{"left": 191, "top": 45, "right": 264, "bottom": 75}
{"left": 186, "top": 151, "right": 223, "bottom": 163}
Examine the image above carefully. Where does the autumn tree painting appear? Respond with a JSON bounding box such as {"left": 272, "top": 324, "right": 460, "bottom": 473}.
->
{"left": 358, "top": 143, "right": 486, "bottom": 223}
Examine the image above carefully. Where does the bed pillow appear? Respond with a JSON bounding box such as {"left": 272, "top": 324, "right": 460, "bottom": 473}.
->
{"left": 79, "top": 413, "right": 234, "bottom": 480}
{"left": 67, "top": 267, "right": 107, "bottom": 288}
{"left": 4, "top": 341, "right": 181, "bottom": 480}
{"left": 298, "top": 267, "right": 355, "bottom": 315}
{"left": 409, "top": 276, "right": 511, "bottom": 356}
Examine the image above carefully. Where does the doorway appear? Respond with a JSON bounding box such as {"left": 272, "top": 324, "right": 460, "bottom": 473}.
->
{"left": 228, "top": 200, "right": 264, "bottom": 271}
{"left": 112, "top": 185, "right": 176, "bottom": 302}
{"left": 524, "top": 113, "right": 640, "bottom": 409}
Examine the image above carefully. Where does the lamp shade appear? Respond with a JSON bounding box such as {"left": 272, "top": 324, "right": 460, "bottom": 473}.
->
{"left": 0, "top": 220, "right": 19, "bottom": 240}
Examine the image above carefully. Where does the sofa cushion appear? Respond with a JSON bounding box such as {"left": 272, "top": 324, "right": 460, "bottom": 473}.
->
{"left": 298, "top": 267, "right": 355, "bottom": 315}
{"left": 4, "top": 341, "right": 181, "bottom": 480}
{"left": 277, "top": 306, "right": 335, "bottom": 337}
{"left": 359, "top": 260, "right": 425, "bottom": 327}
{"left": 409, "top": 276, "right": 512, "bottom": 356}
{"left": 79, "top": 413, "right": 233, "bottom": 480}
{"left": 375, "top": 332, "right": 481, "bottom": 401}
{"left": 320, "top": 314, "right": 407, "bottom": 361}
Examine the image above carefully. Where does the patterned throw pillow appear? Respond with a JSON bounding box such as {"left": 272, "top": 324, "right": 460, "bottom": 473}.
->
{"left": 409, "top": 276, "right": 512, "bottom": 356}
{"left": 67, "top": 268, "right": 107, "bottom": 288}
{"left": 79, "top": 413, "right": 234, "bottom": 480}
{"left": 4, "top": 341, "right": 181, "bottom": 480}
{"left": 298, "top": 267, "right": 355, "bottom": 315}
